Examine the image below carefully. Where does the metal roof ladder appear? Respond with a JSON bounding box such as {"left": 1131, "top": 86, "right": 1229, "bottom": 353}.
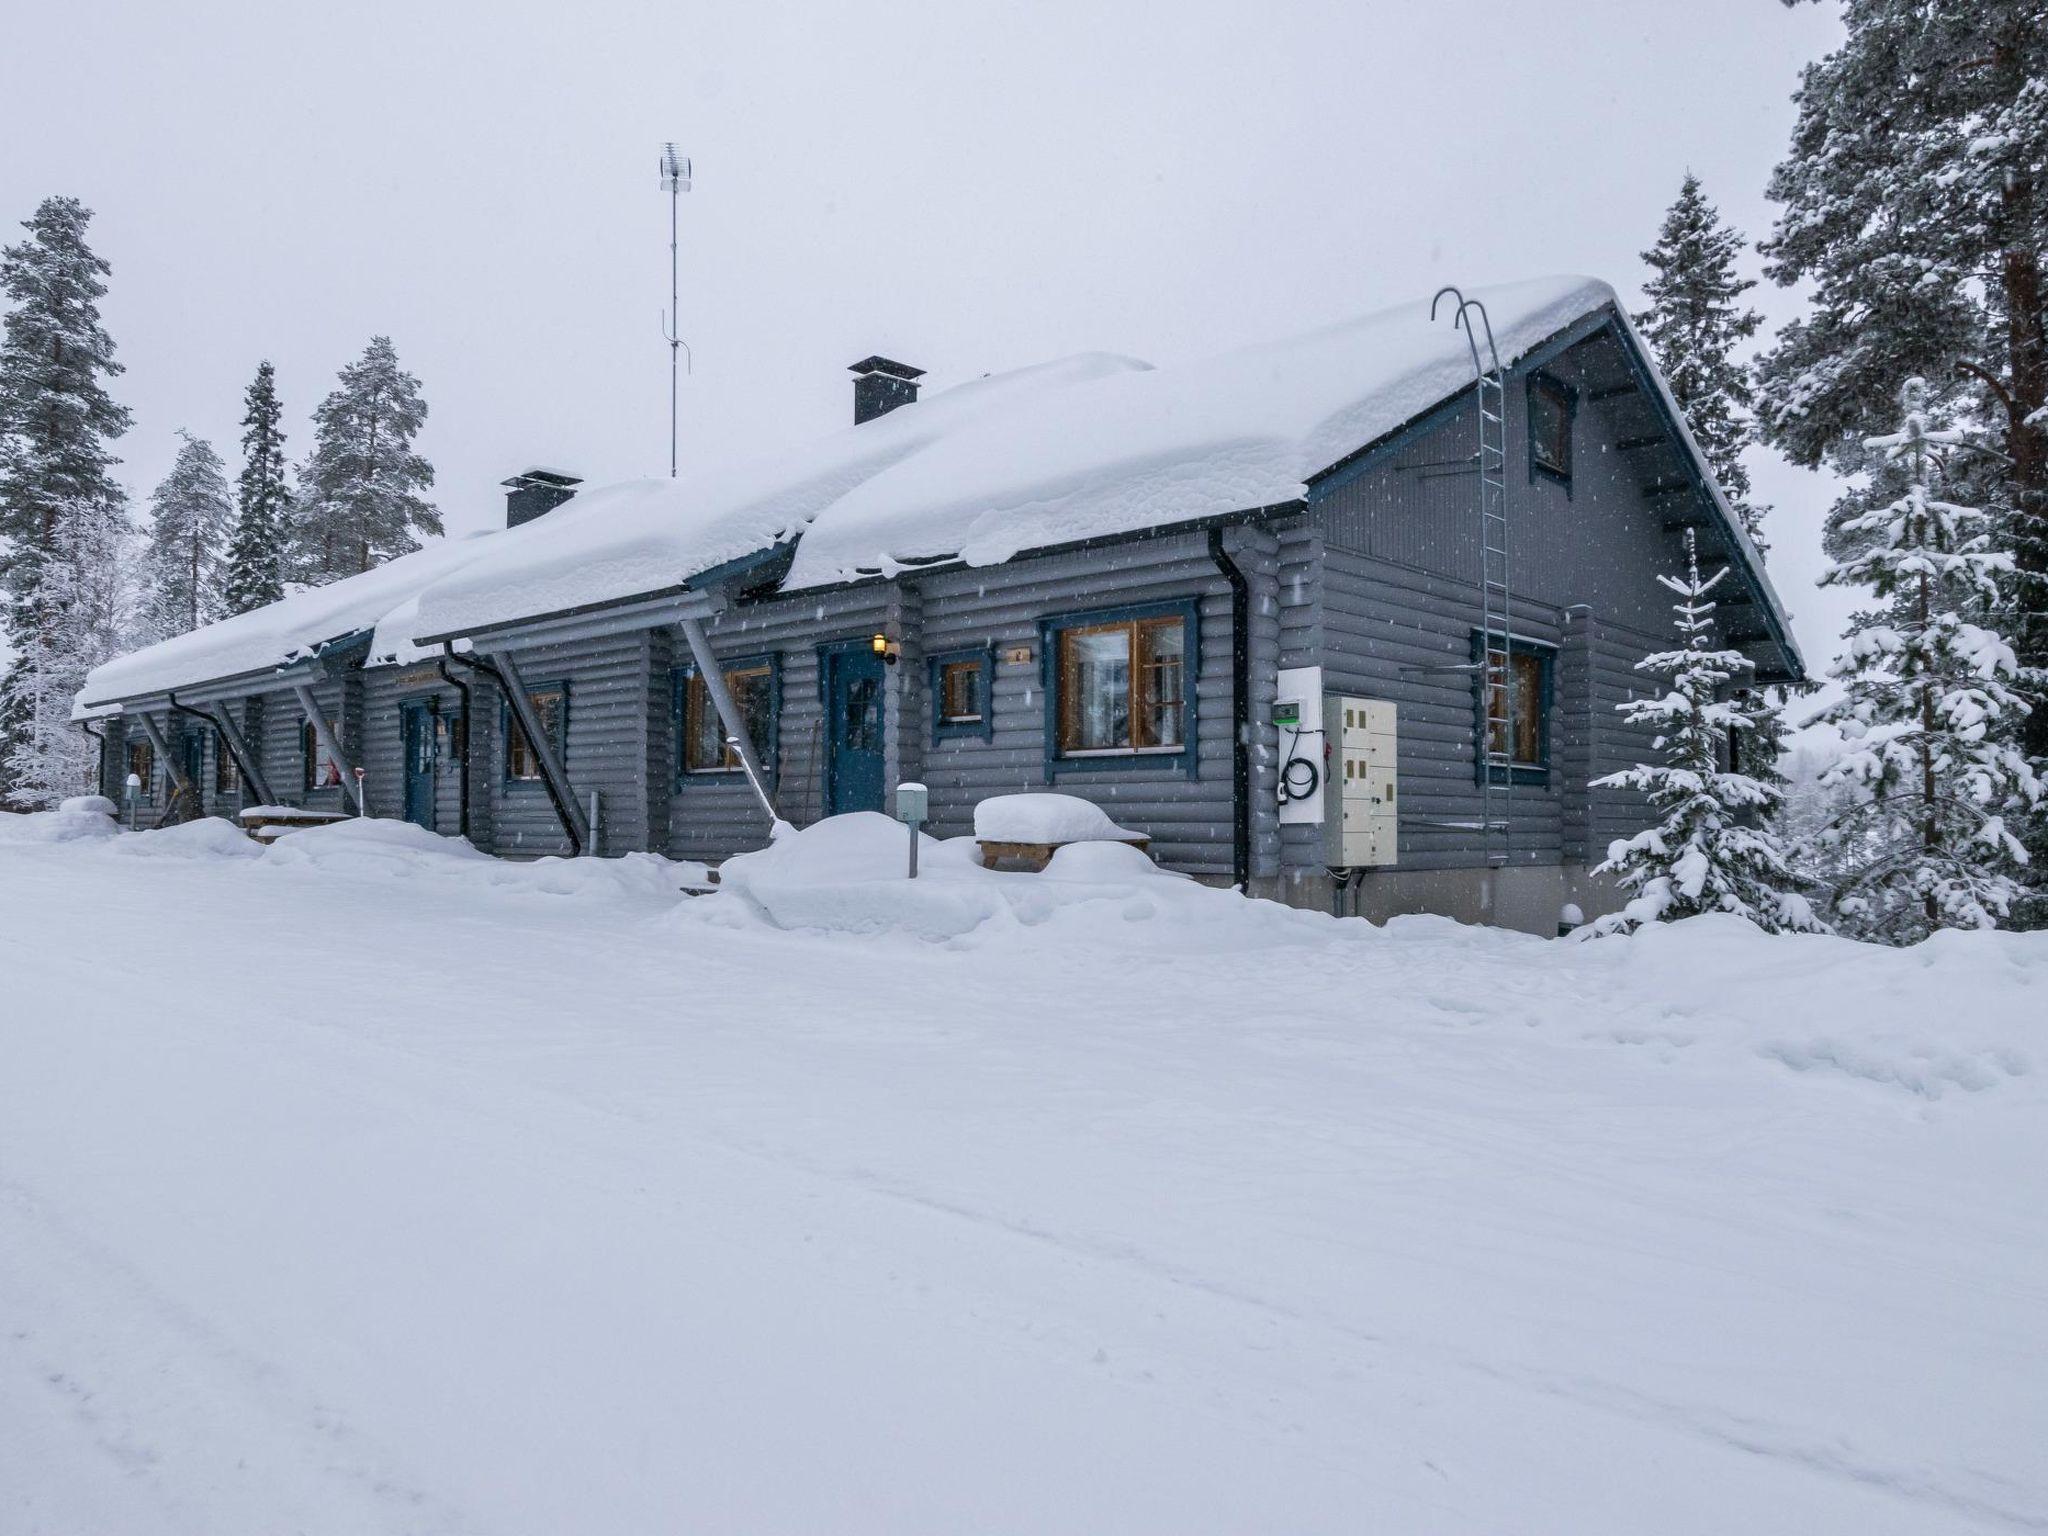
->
{"left": 1431, "top": 288, "right": 1513, "bottom": 870}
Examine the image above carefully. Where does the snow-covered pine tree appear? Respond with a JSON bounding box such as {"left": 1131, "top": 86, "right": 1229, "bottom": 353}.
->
{"left": 222, "top": 360, "right": 289, "bottom": 614}
{"left": 1634, "top": 172, "right": 1769, "bottom": 548}
{"left": 0, "top": 195, "right": 134, "bottom": 808}
{"left": 1807, "top": 379, "right": 2040, "bottom": 939}
{"left": 288, "top": 336, "right": 439, "bottom": 585}
{"left": 1585, "top": 529, "right": 1825, "bottom": 936}
{"left": 140, "top": 430, "right": 232, "bottom": 638}
{"left": 1761, "top": 0, "right": 2048, "bottom": 888}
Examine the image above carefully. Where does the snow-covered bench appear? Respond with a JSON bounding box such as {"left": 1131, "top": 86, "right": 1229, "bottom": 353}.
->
{"left": 237, "top": 805, "right": 353, "bottom": 841}
{"left": 972, "top": 793, "right": 1150, "bottom": 872}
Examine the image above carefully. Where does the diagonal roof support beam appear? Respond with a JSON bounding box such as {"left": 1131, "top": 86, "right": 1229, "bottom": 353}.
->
{"left": 487, "top": 647, "right": 590, "bottom": 854}
{"left": 134, "top": 710, "right": 197, "bottom": 827}
{"left": 169, "top": 692, "right": 275, "bottom": 807}
{"left": 678, "top": 614, "right": 783, "bottom": 835}
{"left": 290, "top": 682, "right": 363, "bottom": 813}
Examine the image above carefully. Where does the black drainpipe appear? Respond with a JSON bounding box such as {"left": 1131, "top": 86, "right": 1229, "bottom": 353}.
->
{"left": 435, "top": 655, "right": 473, "bottom": 840}
{"left": 441, "top": 642, "right": 582, "bottom": 857}
{"left": 78, "top": 719, "right": 105, "bottom": 793}
{"left": 1207, "top": 527, "right": 1251, "bottom": 894}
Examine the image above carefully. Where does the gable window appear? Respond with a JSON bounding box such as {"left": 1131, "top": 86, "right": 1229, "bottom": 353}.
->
{"left": 213, "top": 729, "right": 239, "bottom": 794}
{"left": 504, "top": 685, "right": 567, "bottom": 782}
{"left": 677, "top": 658, "right": 777, "bottom": 776}
{"left": 126, "top": 738, "right": 154, "bottom": 800}
{"left": 1041, "top": 602, "right": 1198, "bottom": 774}
{"left": 1528, "top": 373, "right": 1575, "bottom": 486}
{"left": 302, "top": 719, "right": 343, "bottom": 792}
{"left": 929, "top": 647, "right": 994, "bottom": 742}
{"left": 1473, "top": 632, "right": 1553, "bottom": 785}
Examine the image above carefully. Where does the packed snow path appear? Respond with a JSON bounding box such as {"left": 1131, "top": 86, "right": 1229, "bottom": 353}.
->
{"left": 1, "top": 821, "right": 2042, "bottom": 1534}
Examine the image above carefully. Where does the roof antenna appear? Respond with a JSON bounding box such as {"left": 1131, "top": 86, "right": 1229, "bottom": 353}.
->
{"left": 660, "top": 144, "right": 693, "bottom": 478}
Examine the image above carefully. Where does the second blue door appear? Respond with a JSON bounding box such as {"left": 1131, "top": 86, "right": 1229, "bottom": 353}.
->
{"left": 401, "top": 703, "right": 436, "bottom": 829}
{"left": 822, "top": 646, "right": 887, "bottom": 815}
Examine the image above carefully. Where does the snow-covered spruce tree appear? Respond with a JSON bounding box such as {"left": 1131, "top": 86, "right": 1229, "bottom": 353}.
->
{"left": 288, "top": 336, "right": 439, "bottom": 585}
{"left": 222, "top": 360, "right": 289, "bottom": 614}
{"left": 1807, "top": 379, "right": 2040, "bottom": 939}
{"left": 0, "top": 196, "right": 134, "bottom": 807}
{"left": 1634, "top": 172, "right": 1769, "bottom": 549}
{"left": 1585, "top": 530, "right": 1825, "bottom": 936}
{"left": 1761, "top": 0, "right": 2048, "bottom": 888}
{"left": 140, "top": 430, "right": 232, "bottom": 638}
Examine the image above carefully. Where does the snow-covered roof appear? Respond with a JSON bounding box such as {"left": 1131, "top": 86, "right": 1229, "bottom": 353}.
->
{"left": 412, "top": 278, "right": 1620, "bottom": 639}
{"left": 75, "top": 530, "right": 503, "bottom": 709}
{"left": 80, "top": 273, "right": 1798, "bottom": 710}
{"left": 408, "top": 351, "right": 1151, "bottom": 642}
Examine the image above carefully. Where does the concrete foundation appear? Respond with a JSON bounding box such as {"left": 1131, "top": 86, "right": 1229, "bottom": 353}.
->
{"left": 1252, "top": 862, "right": 1626, "bottom": 937}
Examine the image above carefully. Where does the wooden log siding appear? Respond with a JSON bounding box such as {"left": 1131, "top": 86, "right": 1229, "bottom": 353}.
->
{"left": 665, "top": 585, "right": 892, "bottom": 862}
{"left": 263, "top": 677, "right": 346, "bottom": 814}
{"left": 482, "top": 630, "right": 661, "bottom": 859}
{"left": 913, "top": 530, "right": 1251, "bottom": 878}
{"left": 360, "top": 669, "right": 468, "bottom": 837}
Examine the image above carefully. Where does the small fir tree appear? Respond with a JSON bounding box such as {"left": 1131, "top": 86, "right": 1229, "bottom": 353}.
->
{"left": 223, "top": 360, "right": 289, "bottom": 613}
{"left": 288, "top": 336, "right": 438, "bottom": 585}
{"left": 140, "top": 430, "right": 232, "bottom": 638}
{"left": 1634, "top": 173, "right": 1769, "bottom": 548}
{"left": 0, "top": 196, "right": 134, "bottom": 806}
{"left": 1806, "top": 379, "right": 2040, "bottom": 940}
{"left": 1586, "top": 529, "right": 1826, "bottom": 936}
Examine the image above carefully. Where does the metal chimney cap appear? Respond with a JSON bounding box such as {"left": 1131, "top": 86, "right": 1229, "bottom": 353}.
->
{"left": 500, "top": 467, "right": 584, "bottom": 491}
{"left": 847, "top": 356, "right": 925, "bottom": 382}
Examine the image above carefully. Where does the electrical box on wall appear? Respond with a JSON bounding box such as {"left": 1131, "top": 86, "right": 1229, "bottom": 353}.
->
{"left": 1324, "top": 695, "right": 1398, "bottom": 867}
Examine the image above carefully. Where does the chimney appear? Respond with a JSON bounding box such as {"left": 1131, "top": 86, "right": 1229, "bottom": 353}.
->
{"left": 848, "top": 356, "right": 924, "bottom": 425}
{"left": 502, "top": 468, "right": 582, "bottom": 528}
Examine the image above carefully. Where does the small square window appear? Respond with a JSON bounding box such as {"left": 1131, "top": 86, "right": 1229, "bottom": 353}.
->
{"left": 1528, "top": 373, "right": 1574, "bottom": 484}
{"left": 506, "top": 687, "right": 566, "bottom": 782}
{"left": 929, "top": 648, "right": 994, "bottom": 741}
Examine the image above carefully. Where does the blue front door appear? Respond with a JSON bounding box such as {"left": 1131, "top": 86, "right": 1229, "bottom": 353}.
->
{"left": 822, "top": 645, "right": 887, "bottom": 815}
{"left": 401, "top": 703, "right": 436, "bottom": 829}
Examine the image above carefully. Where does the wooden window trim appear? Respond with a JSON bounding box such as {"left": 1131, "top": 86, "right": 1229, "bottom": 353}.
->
{"left": 302, "top": 718, "right": 344, "bottom": 793}
{"left": 127, "top": 738, "right": 154, "bottom": 802}
{"left": 501, "top": 682, "right": 568, "bottom": 785}
{"left": 1527, "top": 371, "right": 1576, "bottom": 489}
{"left": 928, "top": 646, "right": 996, "bottom": 743}
{"left": 213, "top": 728, "right": 238, "bottom": 795}
{"left": 1037, "top": 599, "right": 1199, "bottom": 780}
{"left": 673, "top": 654, "right": 780, "bottom": 782}
{"left": 1470, "top": 630, "right": 1555, "bottom": 786}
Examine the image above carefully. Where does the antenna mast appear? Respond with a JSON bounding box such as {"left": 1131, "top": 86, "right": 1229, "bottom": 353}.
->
{"left": 659, "top": 144, "right": 692, "bottom": 478}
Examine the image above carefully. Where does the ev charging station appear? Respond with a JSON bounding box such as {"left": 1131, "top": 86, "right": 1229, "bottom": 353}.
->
{"left": 1274, "top": 666, "right": 1399, "bottom": 869}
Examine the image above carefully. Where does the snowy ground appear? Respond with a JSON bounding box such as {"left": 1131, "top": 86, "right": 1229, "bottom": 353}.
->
{"left": 1, "top": 814, "right": 2043, "bottom": 1535}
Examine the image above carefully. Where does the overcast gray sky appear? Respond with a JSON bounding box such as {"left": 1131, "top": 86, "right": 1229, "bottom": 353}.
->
{"left": 0, "top": 1, "right": 1851, "bottom": 661}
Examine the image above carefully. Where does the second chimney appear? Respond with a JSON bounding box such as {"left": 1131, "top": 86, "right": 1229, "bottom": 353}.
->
{"left": 502, "top": 468, "right": 583, "bottom": 528}
{"left": 849, "top": 356, "right": 924, "bottom": 425}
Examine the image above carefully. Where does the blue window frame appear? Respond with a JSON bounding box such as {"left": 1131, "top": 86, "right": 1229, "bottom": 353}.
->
{"left": 1038, "top": 599, "right": 1200, "bottom": 779}
{"left": 672, "top": 653, "right": 780, "bottom": 784}
{"left": 929, "top": 645, "right": 995, "bottom": 743}
{"left": 500, "top": 679, "right": 568, "bottom": 785}
{"left": 1527, "top": 372, "right": 1576, "bottom": 490}
{"left": 1471, "top": 631, "right": 1554, "bottom": 786}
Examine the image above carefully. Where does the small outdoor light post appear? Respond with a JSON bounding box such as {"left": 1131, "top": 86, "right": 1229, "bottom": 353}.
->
{"left": 895, "top": 781, "right": 928, "bottom": 878}
{"left": 124, "top": 772, "right": 140, "bottom": 831}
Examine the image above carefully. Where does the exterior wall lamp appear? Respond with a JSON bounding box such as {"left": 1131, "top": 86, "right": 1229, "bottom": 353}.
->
{"left": 871, "top": 632, "right": 901, "bottom": 666}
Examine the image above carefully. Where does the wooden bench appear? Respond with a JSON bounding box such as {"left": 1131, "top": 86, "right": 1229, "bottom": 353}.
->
{"left": 237, "top": 807, "right": 353, "bottom": 841}
{"left": 976, "top": 837, "right": 1150, "bottom": 872}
